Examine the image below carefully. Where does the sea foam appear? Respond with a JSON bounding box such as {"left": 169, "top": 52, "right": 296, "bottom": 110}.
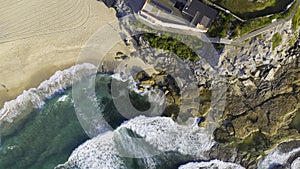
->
{"left": 0, "top": 63, "right": 97, "bottom": 136}
{"left": 178, "top": 160, "right": 245, "bottom": 169}
{"left": 57, "top": 116, "right": 216, "bottom": 168}
{"left": 257, "top": 140, "right": 300, "bottom": 168}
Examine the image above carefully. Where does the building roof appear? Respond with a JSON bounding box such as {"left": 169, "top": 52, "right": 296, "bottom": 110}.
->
{"left": 182, "top": 0, "right": 217, "bottom": 28}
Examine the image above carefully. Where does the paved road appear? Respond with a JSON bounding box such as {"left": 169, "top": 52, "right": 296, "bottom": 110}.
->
{"left": 235, "top": 0, "right": 299, "bottom": 42}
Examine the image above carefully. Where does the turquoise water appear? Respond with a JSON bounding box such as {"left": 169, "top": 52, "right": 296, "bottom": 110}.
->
{"left": 0, "top": 88, "right": 89, "bottom": 169}
{"left": 0, "top": 74, "right": 146, "bottom": 169}
{"left": 0, "top": 73, "right": 167, "bottom": 169}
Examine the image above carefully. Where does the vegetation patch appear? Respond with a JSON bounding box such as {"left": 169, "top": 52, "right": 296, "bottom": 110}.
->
{"left": 271, "top": 32, "right": 282, "bottom": 49}
{"left": 292, "top": 6, "right": 300, "bottom": 31}
{"left": 210, "top": 0, "right": 293, "bottom": 20}
{"left": 143, "top": 33, "right": 200, "bottom": 61}
{"left": 208, "top": 0, "right": 298, "bottom": 38}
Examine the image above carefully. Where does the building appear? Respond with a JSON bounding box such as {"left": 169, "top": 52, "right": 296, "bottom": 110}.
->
{"left": 133, "top": 0, "right": 217, "bottom": 31}
{"left": 182, "top": 0, "right": 217, "bottom": 30}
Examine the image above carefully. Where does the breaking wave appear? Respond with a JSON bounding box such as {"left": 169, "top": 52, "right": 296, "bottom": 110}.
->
{"left": 257, "top": 140, "right": 300, "bottom": 169}
{"left": 0, "top": 63, "right": 97, "bottom": 136}
{"left": 178, "top": 160, "right": 245, "bottom": 169}
{"left": 56, "top": 116, "right": 216, "bottom": 169}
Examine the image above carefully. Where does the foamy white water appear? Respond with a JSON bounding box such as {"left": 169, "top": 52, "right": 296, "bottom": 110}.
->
{"left": 178, "top": 160, "right": 245, "bottom": 169}
{"left": 0, "top": 63, "right": 97, "bottom": 136}
{"left": 257, "top": 140, "right": 300, "bottom": 168}
{"left": 58, "top": 116, "right": 216, "bottom": 168}
{"left": 57, "top": 95, "right": 69, "bottom": 102}
{"left": 291, "top": 157, "right": 300, "bottom": 169}
{"left": 56, "top": 131, "right": 127, "bottom": 169}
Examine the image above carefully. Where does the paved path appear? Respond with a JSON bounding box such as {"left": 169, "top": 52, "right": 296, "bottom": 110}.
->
{"left": 127, "top": 0, "right": 300, "bottom": 46}
{"left": 235, "top": 0, "right": 299, "bottom": 42}
{"left": 135, "top": 11, "right": 244, "bottom": 46}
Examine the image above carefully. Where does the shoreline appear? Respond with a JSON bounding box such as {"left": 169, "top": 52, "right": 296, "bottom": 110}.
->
{"left": 0, "top": 0, "right": 120, "bottom": 108}
{"left": 0, "top": 63, "right": 98, "bottom": 135}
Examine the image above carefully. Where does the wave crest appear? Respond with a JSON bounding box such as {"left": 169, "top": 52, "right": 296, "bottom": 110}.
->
{"left": 0, "top": 63, "right": 97, "bottom": 136}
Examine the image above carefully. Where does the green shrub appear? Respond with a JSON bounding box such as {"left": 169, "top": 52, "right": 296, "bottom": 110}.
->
{"left": 143, "top": 33, "right": 200, "bottom": 61}
{"left": 271, "top": 32, "right": 282, "bottom": 49}
{"left": 292, "top": 6, "right": 300, "bottom": 31}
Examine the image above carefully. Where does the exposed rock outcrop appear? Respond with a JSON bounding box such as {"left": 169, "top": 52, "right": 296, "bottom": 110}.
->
{"left": 60, "top": 1, "right": 300, "bottom": 168}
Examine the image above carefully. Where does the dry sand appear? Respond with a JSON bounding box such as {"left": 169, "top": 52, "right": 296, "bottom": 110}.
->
{"left": 0, "top": 0, "right": 129, "bottom": 108}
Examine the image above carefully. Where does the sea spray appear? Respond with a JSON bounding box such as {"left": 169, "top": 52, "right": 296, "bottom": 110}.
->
{"left": 110, "top": 73, "right": 166, "bottom": 120}
{"left": 72, "top": 72, "right": 164, "bottom": 138}
{"left": 58, "top": 116, "right": 216, "bottom": 168}
{"left": 178, "top": 160, "right": 245, "bottom": 169}
{"left": 257, "top": 140, "right": 300, "bottom": 168}
{"left": 0, "top": 63, "right": 97, "bottom": 136}
{"left": 55, "top": 131, "right": 127, "bottom": 169}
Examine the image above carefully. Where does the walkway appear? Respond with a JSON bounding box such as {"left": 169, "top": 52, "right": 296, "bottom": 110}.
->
{"left": 136, "top": 11, "right": 244, "bottom": 46}
{"left": 235, "top": 0, "right": 299, "bottom": 42}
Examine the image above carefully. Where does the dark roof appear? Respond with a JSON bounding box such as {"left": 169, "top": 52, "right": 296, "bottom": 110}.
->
{"left": 101, "top": 0, "right": 115, "bottom": 8}
{"left": 182, "top": 0, "right": 217, "bottom": 28}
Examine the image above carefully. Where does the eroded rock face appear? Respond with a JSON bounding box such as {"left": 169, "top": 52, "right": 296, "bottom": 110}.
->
{"left": 133, "top": 71, "right": 182, "bottom": 118}
{"left": 211, "top": 40, "right": 300, "bottom": 168}
{"left": 224, "top": 54, "right": 300, "bottom": 138}
{"left": 61, "top": 1, "right": 300, "bottom": 168}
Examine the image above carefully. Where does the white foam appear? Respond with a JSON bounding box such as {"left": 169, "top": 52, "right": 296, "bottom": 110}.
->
{"left": 178, "top": 160, "right": 245, "bottom": 169}
{"left": 121, "top": 116, "right": 215, "bottom": 158}
{"left": 0, "top": 63, "right": 97, "bottom": 136}
{"left": 257, "top": 142, "right": 300, "bottom": 168}
{"left": 57, "top": 95, "right": 68, "bottom": 102}
{"left": 59, "top": 116, "right": 216, "bottom": 168}
{"left": 291, "top": 157, "right": 300, "bottom": 169}
{"left": 56, "top": 131, "right": 127, "bottom": 169}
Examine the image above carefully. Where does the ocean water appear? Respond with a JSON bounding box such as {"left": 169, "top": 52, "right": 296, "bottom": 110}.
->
{"left": 0, "top": 89, "right": 88, "bottom": 169}
{"left": 1, "top": 66, "right": 294, "bottom": 169}
{"left": 0, "top": 73, "right": 134, "bottom": 169}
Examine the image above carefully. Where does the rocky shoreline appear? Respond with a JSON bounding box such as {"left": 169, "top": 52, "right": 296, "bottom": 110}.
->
{"left": 59, "top": 0, "right": 300, "bottom": 168}
{"left": 114, "top": 0, "right": 300, "bottom": 167}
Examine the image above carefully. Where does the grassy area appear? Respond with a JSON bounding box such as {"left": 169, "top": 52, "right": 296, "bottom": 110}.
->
{"left": 236, "top": 16, "right": 273, "bottom": 37}
{"left": 271, "top": 32, "right": 282, "bottom": 49}
{"left": 143, "top": 33, "right": 200, "bottom": 61}
{"left": 210, "top": 0, "right": 293, "bottom": 20}
{"left": 289, "top": 36, "right": 296, "bottom": 47}
{"left": 207, "top": 10, "right": 273, "bottom": 38}
{"left": 207, "top": 0, "right": 298, "bottom": 38}
{"left": 292, "top": 5, "right": 300, "bottom": 31}
{"left": 207, "top": 11, "right": 232, "bottom": 38}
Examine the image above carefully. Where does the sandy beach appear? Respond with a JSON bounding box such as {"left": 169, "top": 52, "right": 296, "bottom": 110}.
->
{"left": 0, "top": 0, "right": 129, "bottom": 108}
